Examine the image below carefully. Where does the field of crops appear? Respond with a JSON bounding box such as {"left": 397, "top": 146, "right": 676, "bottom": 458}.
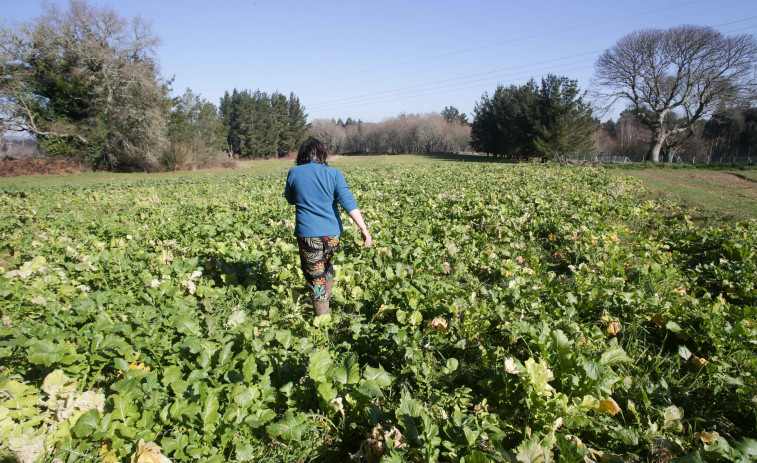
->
{"left": 1, "top": 162, "right": 756, "bottom": 462}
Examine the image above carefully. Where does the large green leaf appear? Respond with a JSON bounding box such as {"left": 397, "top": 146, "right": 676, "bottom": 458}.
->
{"left": 600, "top": 347, "right": 631, "bottom": 365}
{"left": 201, "top": 392, "right": 220, "bottom": 430}
{"left": 266, "top": 412, "right": 309, "bottom": 441}
{"left": 364, "top": 365, "right": 392, "bottom": 388}
{"left": 308, "top": 349, "right": 333, "bottom": 383}
{"left": 27, "top": 339, "right": 77, "bottom": 367}
{"left": 334, "top": 353, "right": 360, "bottom": 385}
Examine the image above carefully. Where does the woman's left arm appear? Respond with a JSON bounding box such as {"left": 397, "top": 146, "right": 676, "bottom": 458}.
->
{"left": 348, "top": 209, "right": 372, "bottom": 248}
{"left": 284, "top": 170, "right": 295, "bottom": 205}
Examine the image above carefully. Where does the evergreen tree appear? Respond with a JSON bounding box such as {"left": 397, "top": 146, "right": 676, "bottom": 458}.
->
{"left": 532, "top": 74, "right": 595, "bottom": 159}
{"left": 286, "top": 93, "right": 309, "bottom": 155}
{"left": 470, "top": 76, "right": 593, "bottom": 159}
{"left": 442, "top": 106, "right": 469, "bottom": 125}
{"left": 219, "top": 88, "right": 308, "bottom": 158}
{"left": 270, "top": 92, "right": 289, "bottom": 157}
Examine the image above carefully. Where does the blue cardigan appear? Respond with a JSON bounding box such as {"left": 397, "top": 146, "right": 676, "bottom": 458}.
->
{"left": 284, "top": 160, "right": 359, "bottom": 237}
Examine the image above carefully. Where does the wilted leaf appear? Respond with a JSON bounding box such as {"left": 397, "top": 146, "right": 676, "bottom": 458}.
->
{"left": 663, "top": 405, "right": 684, "bottom": 429}
{"left": 607, "top": 320, "right": 621, "bottom": 335}
{"left": 130, "top": 439, "right": 171, "bottom": 463}
{"left": 42, "top": 369, "right": 77, "bottom": 399}
{"left": 129, "top": 362, "right": 150, "bottom": 371}
{"left": 100, "top": 444, "right": 118, "bottom": 463}
{"left": 429, "top": 317, "right": 448, "bottom": 332}
{"left": 505, "top": 357, "right": 522, "bottom": 374}
{"left": 693, "top": 431, "right": 719, "bottom": 443}
{"left": 651, "top": 313, "right": 666, "bottom": 328}
{"left": 691, "top": 355, "right": 708, "bottom": 367}
{"left": 597, "top": 397, "right": 621, "bottom": 415}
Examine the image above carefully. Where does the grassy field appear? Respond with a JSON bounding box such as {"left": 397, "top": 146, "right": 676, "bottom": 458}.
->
{"left": 2, "top": 155, "right": 755, "bottom": 224}
{"left": 0, "top": 154, "right": 454, "bottom": 189}
{"left": 619, "top": 168, "right": 757, "bottom": 221}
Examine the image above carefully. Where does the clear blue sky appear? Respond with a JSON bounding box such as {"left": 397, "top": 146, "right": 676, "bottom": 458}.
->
{"left": 3, "top": 0, "right": 757, "bottom": 123}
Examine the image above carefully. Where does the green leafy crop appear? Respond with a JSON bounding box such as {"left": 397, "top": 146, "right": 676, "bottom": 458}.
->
{"left": 0, "top": 163, "right": 755, "bottom": 462}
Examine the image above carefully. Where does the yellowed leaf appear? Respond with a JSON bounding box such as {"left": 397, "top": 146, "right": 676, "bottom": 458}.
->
{"left": 651, "top": 313, "right": 666, "bottom": 328}
{"left": 691, "top": 355, "right": 708, "bottom": 367}
{"left": 597, "top": 397, "right": 621, "bottom": 415}
{"left": 131, "top": 439, "right": 171, "bottom": 463}
{"left": 693, "top": 431, "right": 719, "bottom": 443}
{"left": 100, "top": 444, "right": 118, "bottom": 463}
{"left": 600, "top": 453, "right": 625, "bottom": 463}
{"left": 504, "top": 357, "right": 522, "bottom": 375}
{"left": 129, "top": 362, "right": 150, "bottom": 372}
{"left": 429, "top": 317, "right": 448, "bottom": 332}
{"left": 607, "top": 320, "right": 621, "bottom": 335}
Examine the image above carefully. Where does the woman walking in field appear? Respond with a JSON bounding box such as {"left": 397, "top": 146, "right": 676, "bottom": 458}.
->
{"left": 284, "top": 137, "right": 371, "bottom": 316}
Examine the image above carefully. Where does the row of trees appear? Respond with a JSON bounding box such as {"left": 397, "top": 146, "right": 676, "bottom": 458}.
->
{"left": 309, "top": 113, "right": 470, "bottom": 155}
{"left": 0, "top": 1, "right": 308, "bottom": 171}
{"left": 219, "top": 90, "right": 308, "bottom": 159}
{"left": 2, "top": 3, "right": 755, "bottom": 169}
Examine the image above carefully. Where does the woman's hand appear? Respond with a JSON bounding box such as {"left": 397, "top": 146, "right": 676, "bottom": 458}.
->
{"left": 348, "top": 209, "right": 372, "bottom": 247}
{"left": 361, "top": 229, "right": 372, "bottom": 248}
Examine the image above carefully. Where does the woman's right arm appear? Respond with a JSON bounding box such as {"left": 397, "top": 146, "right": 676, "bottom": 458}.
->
{"left": 348, "top": 209, "right": 372, "bottom": 247}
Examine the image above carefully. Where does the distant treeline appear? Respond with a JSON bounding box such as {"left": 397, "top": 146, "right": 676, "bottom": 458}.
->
{"left": 309, "top": 113, "right": 471, "bottom": 155}
{"left": 594, "top": 106, "right": 757, "bottom": 162}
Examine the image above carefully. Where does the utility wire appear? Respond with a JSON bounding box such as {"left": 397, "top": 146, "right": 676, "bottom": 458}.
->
{"left": 306, "top": 13, "right": 757, "bottom": 117}
{"left": 307, "top": 50, "right": 603, "bottom": 108}
{"left": 293, "top": 0, "right": 708, "bottom": 89}
{"left": 308, "top": 58, "right": 596, "bottom": 112}
{"left": 308, "top": 64, "right": 595, "bottom": 116}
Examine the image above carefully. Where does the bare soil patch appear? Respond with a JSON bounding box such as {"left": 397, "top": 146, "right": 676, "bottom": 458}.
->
{"left": 0, "top": 157, "right": 90, "bottom": 177}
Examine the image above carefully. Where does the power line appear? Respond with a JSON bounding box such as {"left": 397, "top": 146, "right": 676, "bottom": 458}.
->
{"left": 307, "top": 52, "right": 602, "bottom": 109}
{"left": 308, "top": 58, "right": 596, "bottom": 112}
{"left": 308, "top": 63, "right": 596, "bottom": 116}
{"left": 306, "top": 13, "right": 757, "bottom": 117}
{"left": 293, "top": 0, "right": 708, "bottom": 89}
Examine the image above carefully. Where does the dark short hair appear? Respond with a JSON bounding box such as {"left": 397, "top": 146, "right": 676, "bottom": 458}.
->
{"left": 296, "top": 137, "right": 328, "bottom": 166}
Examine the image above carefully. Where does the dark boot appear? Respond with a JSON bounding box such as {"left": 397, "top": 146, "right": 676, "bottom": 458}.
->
{"left": 314, "top": 299, "right": 329, "bottom": 315}
{"left": 313, "top": 278, "right": 334, "bottom": 316}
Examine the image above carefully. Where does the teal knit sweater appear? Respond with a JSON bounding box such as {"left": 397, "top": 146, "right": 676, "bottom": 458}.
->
{"left": 284, "top": 159, "right": 359, "bottom": 237}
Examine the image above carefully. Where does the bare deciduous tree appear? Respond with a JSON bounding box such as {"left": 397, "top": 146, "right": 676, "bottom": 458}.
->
{"left": 310, "top": 113, "right": 470, "bottom": 155}
{"left": 594, "top": 25, "right": 757, "bottom": 162}
{"left": 0, "top": 0, "right": 167, "bottom": 170}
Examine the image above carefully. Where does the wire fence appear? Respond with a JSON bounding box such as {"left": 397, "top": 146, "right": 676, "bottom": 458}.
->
{"left": 563, "top": 153, "right": 755, "bottom": 164}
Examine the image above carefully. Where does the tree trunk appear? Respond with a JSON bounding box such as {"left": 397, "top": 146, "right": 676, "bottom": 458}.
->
{"left": 647, "top": 129, "right": 664, "bottom": 162}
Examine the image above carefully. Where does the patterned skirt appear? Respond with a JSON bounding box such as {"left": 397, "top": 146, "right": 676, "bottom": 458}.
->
{"left": 296, "top": 235, "right": 340, "bottom": 302}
